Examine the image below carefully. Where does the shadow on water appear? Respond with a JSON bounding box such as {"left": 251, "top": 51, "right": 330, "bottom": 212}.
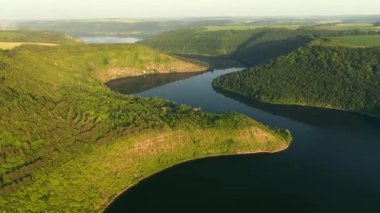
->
{"left": 106, "top": 68, "right": 380, "bottom": 213}
{"left": 212, "top": 86, "right": 380, "bottom": 129}
{"left": 106, "top": 72, "right": 205, "bottom": 94}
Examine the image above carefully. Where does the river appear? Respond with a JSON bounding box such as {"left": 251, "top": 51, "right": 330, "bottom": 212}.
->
{"left": 79, "top": 36, "right": 142, "bottom": 44}
{"left": 106, "top": 68, "right": 380, "bottom": 213}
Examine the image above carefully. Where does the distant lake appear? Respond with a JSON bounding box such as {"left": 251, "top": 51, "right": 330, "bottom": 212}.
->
{"left": 106, "top": 68, "right": 380, "bottom": 213}
{"left": 79, "top": 36, "right": 142, "bottom": 44}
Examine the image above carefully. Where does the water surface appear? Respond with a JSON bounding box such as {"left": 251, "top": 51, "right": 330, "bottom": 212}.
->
{"left": 80, "top": 36, "right": 141, "bottom": 44}
{"left": 106, "top": 68, "right": 380, "bottom": 213}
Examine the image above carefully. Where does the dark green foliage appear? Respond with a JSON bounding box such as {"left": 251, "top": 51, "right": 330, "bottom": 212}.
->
{"left": 0, "top": 43, "right": 252, "bottom": 197}
{"left": 233, "top": 29, "right": 314, "bottom": 65}
{"left": 374, "top": 22, "right": 380, "bottom": 27}
{"left": 0, "top": 42, "right": 292, "bottom": 212}
{"left": 141, "top": 29, "right": 256, "bottom": 56}
{"left": 142, "top": 27, "right": 380, "bottom": 67}
{"left": 213, "top": 44, "right": 380, "bottom": 117}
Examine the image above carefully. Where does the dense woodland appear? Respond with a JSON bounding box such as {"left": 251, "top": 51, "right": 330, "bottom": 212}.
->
{"left": 2, "top": 22, "right": 379, "bottom": 211}
{"left": 213, "top": 43, "right": 380, "bottom": 117}
{"left": 141, "top": 27, "right": 380, "bottom": 66}
{"left": 0, "top": 35, "right": 290, "bottom": 211}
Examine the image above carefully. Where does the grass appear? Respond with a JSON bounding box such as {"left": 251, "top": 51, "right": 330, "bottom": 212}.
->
{"left": 0, "top": 42, "right": 58, "bottom": 49}
{"left": 330, "top": 35, "right": 380, "bottom": 47}
{"left": 204, "top": 25, "right": 257, "bottom": 32}
{"left": 0, "top": 36, "right": 291, "bottom": 212}
{"left": 204, "top": 25, "right": 300, "bottom": 32}
{"left": 310, "top": 23, "right": 380, "bottom": 31}
{"left": 0, "top": 30, "right": 81, "bottom": 44}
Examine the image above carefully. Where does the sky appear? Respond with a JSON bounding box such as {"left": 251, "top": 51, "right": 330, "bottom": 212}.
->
{"left": 1, "top": 0, "right": 380, "bottom": 20}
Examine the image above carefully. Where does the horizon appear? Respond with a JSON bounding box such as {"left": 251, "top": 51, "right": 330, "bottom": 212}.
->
{"left": 1, "top": 0, "right": 380, "bottom": 20}
{"left": 1, "top": 14, "right": 380, "bottom": 22}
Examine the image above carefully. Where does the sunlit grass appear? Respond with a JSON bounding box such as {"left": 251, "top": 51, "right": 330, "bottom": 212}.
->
{"left": 0, "top": 42, "right": 58, "bottom": 49}
{"left": 330, "top": 35, "right": 380, "bottom": 47}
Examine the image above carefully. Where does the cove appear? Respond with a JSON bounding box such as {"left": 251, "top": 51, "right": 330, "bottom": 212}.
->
{"left": 106, "top": 68, "right": 380, "bottom": 213}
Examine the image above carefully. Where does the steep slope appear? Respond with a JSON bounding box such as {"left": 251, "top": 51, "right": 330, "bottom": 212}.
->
{"left": 140, "top": 28, "right": 256, "bottom": 56}
{"left": 141, "top": 27, "right": 380, "bottom": 67}
{"left": 140, "top": 28, "right": 312, "bottom": 67}
{"left": 0, "top": 43, "right": 291, "bottom": 211}
{"left": 213, "top": 42, "right": 380, "bottom": 117}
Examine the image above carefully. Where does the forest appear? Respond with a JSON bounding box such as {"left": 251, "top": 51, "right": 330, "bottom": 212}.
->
{"left": 0, "top": 32, "right": 291, "bottom": 212}
{"left": 213, "top": 42, "right": 380, "bottom": 117}
{"left": 141, "top": 26, "right": 380, "bottom": 66}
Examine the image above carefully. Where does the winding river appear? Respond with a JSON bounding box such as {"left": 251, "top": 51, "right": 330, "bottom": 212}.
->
{"left": 106, "top": 68, "right": 380, "bottom": 213}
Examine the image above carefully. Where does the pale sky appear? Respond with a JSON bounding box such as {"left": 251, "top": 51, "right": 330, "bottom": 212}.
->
{"left": 1, "top": 0, "right": 380, "bottom": 20}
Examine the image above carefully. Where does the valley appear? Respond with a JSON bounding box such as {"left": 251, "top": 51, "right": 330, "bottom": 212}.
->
{"left": 1, "top": 15, "right": 380, "bottom": 213}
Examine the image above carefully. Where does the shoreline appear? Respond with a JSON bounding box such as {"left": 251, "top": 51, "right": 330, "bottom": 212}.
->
{"left": 212, "top": 84, "right": 380, "bottom": 120}
{"left": 102, "top": 140, "right": 290, "bottom": 212}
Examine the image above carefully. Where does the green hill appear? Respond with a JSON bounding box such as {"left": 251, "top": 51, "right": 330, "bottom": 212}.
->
{"left": 0, "top": 30, "right": 81, "bottom": 44}
{"left": 330, "top": 35, "right": 380, "bottom": 47}
{"left": 141, "top": 26, "right": 380, "bottom": 67}
{"left": 140, "top": 28, "right": 256, "bottom": 56}
{"left": 0, "top": 41, "right": 291, "bottom": 211}
{"left": 140, "top": 28, "right": 312, "bottom": 67}
{"left": 213, "top": 42, "right": 380, "bottom": 117}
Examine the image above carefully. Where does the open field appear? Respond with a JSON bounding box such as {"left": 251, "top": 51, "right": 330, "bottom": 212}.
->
{"left": 330, "top": 35, "right": 380, "bottom": 47}
{"left": 310, "top": 23, "right": 380, "bottom": 31}
{"left": 205, "top": 25, "right": 256, "bottom": 31}
{"left": 0, "top": 42, "right": 58, "bottom": 49}
{"left": 204, "top": 25, "right": 300, "bottom": 32}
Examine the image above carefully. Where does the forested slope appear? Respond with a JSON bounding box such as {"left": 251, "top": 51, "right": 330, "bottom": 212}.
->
{"left": 0, "top": 42, "right": 291, "bottom": 211}
{"left": 213, "top": 43, "right": 380, "bottom": 117}
{"left": 141, "top": 27, "right": 380, "bottom": 66}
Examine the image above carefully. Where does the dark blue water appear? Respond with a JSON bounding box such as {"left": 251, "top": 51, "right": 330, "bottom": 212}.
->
{"left": 106, "top": 68, "right": 380, "bottom": 213}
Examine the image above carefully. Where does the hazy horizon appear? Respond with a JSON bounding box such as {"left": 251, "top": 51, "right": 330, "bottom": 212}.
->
{"left": 1, "top": 0, "right": 380, "bottom": 20}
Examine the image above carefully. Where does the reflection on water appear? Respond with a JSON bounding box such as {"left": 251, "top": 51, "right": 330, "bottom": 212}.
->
{"left": 106, "top": 68, "right": 380, "bottom": 213}
{"left": 213, "top": 86, "right": 380, "bottom": 129}
{"left": 106, "top": 72, "right": 205, "bottom": 94}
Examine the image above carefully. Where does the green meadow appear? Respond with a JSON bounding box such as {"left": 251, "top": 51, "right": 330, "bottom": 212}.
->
{"left": 331, "top": 35, "right": 380, "bottom": 47}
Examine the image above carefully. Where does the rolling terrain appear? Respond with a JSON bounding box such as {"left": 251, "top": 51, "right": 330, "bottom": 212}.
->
{"left": 0, "top": 31, "right": 291, "bottom": 212}
{"left": 213, "top": 39, "right": 380, "bottom": 117}
{"left": 141, "top": 25, "right": 380, "bottom": 66}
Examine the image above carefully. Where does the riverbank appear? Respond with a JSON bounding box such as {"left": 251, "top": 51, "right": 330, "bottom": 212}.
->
{"left": 104, "top": 67, "right": 380, "bottom": 213}
{"left": 0, "top": 42, "right": 291, "bottom": 212}
{"left": 212, "top": 84, "right": 380, "bottom": 119}
{"left": 96, "top": 124, "right": 291, "bottom": 211}
{"left": 104, "top": 128, "right": 290, "bottom": 212}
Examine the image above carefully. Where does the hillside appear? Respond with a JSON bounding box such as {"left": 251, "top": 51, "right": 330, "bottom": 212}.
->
{"left": 141, "top": 28, "right": 257, "bottom": 56}
{"left": 213, "top": 42, "right": 380, "bottom": 117}
{"left": 141, "top": 26, "right": 380, "bottom": 67}
{"left": 0, "top": 30, "right": 81, "bottom": 44}
{"left": 0, "top": 43, "right": 291, "bottom": 211}
{"left": 330, "top": 35, "right": 380, "bottom": 47}
{"left": 0, "top": 30, "right": 82, "bottom": 50}
{"left": 18, "top": 19, "right": 238, "bottom": 38}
